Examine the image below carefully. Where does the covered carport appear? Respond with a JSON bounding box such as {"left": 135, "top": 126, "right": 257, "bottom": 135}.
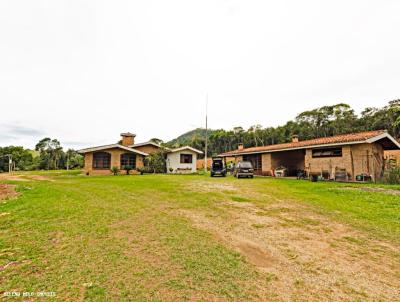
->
{"left": 270, "top": 149, "right": 306, "bottom": 176}
{"left": 219, "top": 130, "right": 400, "bottom": 181}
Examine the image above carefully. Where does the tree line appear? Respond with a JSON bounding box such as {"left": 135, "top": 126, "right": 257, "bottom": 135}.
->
{"left": 167, "top": 100, "right": 400, "bottom": 156}
{"left": 0, "top": 138, "right": 83, "bottom": 173}
{"left": 1, "top": 100, "right": 399, "bottom": 172}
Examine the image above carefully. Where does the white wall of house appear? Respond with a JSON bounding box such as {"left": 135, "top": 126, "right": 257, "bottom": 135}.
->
{"left": 166, "top": 150, "right": 198, "bottom": 173}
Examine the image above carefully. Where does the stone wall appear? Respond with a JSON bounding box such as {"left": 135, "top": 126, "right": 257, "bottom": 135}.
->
{"left": 385, "top": 150, "right": 400, "bottom": 166}
{"left": 351, "top": 143, "right": 384, "bottom": 180}
{"left": 83, "top": 148, "right": 144, "bottom": 175}
{"left": 254, "top": 142, "right": 385, "bottom": 181}
{"left": 196, "top": 158, "right": 212, "bottom": 170}
{"left": 261, "top": 153, "right": 272, "bottom": 176}
{"left": 304, "top": 143, "right": 384, "bottom": 181}
{"left": 305, "top": 146, "right": 352, "bottom": 178}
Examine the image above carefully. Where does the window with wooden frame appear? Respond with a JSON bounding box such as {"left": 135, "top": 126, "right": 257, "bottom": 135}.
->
{"left": 92, "top": 152, "right": 111, "bottom": 169}
{"left": 312, "top": 147, "right": 342, "bottom": 158}
{"left": 120, "top": 153, "right": 136, "bottom": 169}
{"left": 180, "top": 154, "right": 193, "bottom": 164}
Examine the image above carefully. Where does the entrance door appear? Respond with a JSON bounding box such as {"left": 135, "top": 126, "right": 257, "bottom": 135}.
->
{"left": 243, "top": 154, "right": 262, "bottom": 175}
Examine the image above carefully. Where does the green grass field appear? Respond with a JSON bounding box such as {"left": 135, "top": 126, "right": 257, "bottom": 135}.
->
{"left": 1, "top": 171, "right": 399, "bottom": 301}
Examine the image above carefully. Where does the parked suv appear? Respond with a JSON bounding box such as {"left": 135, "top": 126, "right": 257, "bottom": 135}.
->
{"left": 233, "top": 161, "right": 254, "bottom": 178}
{"left": 211, "top": 157, "right": 227, "bottom": 177}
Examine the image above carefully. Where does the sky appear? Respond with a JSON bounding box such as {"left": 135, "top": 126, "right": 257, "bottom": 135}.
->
{"left": 1, "top": 0, "right": 399, "bottom": 150}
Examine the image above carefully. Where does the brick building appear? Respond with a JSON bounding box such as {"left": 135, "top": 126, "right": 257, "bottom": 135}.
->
{"left": 384, "top": 150, "right": 400, "bottom": 167}
{"left": 219, "top": 130, "right": 400, "bottom": 181}
{"left": 78, "top": 133, "right": 162, "bottom": 175}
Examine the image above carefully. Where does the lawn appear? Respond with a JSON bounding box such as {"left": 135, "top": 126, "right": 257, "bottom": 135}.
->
{"left": 0, "top": 172, "right": 399, "bottom": 301}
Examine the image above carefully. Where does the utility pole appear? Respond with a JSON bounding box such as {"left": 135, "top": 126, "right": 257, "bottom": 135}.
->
{"left": 204, "top": 94, "right": 208, "bottom": 173}
{"left": 9, "top": 154, "right": 12, "bottom": 173}
{"left": 1, "top": 154, "right": 13, "bottom": 173}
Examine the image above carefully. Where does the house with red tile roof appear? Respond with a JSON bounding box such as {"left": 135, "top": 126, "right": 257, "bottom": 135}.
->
{"left": 78, "top": 133, "right": 163, "bottom": 175}
{"left": 219, "top": 130, "right": 400, "bottom": 181}
{"left": 78, "top": 133, "right": 203, "bottom": 175}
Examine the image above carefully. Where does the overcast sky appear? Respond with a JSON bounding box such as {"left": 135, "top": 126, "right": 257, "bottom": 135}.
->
{"left": 1, "top": 0, "right": 399, "bottom": 149}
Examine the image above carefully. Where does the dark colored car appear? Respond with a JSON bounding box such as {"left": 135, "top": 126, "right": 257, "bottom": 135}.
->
{"left": 211, "top": 157, "right": 227, "bottom": 177}
{"left": 233, "top": 161, "right": 254, "bottom": 178}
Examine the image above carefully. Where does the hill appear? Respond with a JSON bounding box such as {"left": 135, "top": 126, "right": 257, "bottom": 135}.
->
{"left": 167, "top": 128, "right": 216, "bottom": 147}
{"left": 27, "top": 149, "right": 40, "bottom": 158}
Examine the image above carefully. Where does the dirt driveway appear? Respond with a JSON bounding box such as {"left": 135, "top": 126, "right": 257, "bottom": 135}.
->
{"left": 0, "top": 172, "right": 52, "bottom": 200}
{"left": 181, "top": 180, "right": 400, "bottom": 301}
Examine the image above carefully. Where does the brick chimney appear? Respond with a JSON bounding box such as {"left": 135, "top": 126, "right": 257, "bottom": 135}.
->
{"left": 292, "top": 135, "right": 299, "bottom": 143}
{"left": 120, "top": 132, "right": 136, "bottom": 146}
{"left": 238, "top": 143, "right": 244, "bottom": 150}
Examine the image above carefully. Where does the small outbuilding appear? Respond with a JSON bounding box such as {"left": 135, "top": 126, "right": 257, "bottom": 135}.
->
{"left": 166, "top": 146, "right": 203, "bottom": 174}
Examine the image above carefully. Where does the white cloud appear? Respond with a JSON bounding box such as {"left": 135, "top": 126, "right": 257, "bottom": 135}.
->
{"left": 1, "top": 0, "right": 399, "bottom": 149}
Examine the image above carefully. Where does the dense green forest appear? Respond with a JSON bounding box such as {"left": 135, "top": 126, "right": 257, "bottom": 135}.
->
{"left": 0, "top": 138, "right": 83, "bottom": 173}
{"left": 167, "top": 100, "right": 400, "bottom": 156}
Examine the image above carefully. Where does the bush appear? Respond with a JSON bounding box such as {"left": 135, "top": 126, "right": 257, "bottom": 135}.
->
{"left": 137, "top": 166, "right": 153, "bottom": 175}
{"left": 111, "top": 166, "right": 120, "bottom": 176}
{"left": 123, "top": 165, "right": 133, "bottom": 175}
{"left": 384, "top": 167, "right": 400, "bottom": 184}
{"left": 144, "top": 151, "right": 166, "bottom": 173}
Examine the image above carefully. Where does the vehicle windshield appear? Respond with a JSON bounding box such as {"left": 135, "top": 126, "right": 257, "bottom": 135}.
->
{"left": 212, "top": 161, "right": 223, "bottom": 169}
{"left": 239, "top": 162, "right": 252, "bottom": 168}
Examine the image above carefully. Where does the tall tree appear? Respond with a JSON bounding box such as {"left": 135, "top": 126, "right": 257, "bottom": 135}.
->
{"left": 166, "top": 100, "right": 400, "bottom": 156}
{"left": 0, "top": 146, "right": 34, "bottom": 172}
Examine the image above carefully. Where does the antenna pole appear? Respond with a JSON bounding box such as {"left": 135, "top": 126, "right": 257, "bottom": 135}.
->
{"left": 204, "top": 94, "right": 208, "bottom": 173}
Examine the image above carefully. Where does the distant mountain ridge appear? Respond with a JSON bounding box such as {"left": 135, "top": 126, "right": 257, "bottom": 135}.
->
{"left": 167, "top": 128, "right": 215, "bottom": 147}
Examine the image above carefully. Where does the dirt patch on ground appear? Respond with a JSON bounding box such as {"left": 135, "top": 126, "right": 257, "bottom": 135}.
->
{"left": 0, "top": 174, "right": 29, "bottom": 182}
{"left": 0, "top": 173, "right": 53, "bottom": 182}
{"left": 186, "top": 180, "right": 239, "bottom": 193}
{"left": 109, "top": 216, "right": 200, "bottom": 301}
{"left": 339, "top": 186, "right": 400, "bottom": 195}
{"left": 0, "top": 261, "right": 21, "bottom": 272}
{"left": 0, "top": 184, "right": 18, "bottom": 200}
{"left": 27, "top": 175, "right": 53, "bottom": 181}
{"left": 179, "top": 199, "right": 400, "bottom": 301}
{"left": 234, "top": 238, "right": 277, "bottom": 268}
{"left": 112, "top": 217, "right": 175, "bottom": 267}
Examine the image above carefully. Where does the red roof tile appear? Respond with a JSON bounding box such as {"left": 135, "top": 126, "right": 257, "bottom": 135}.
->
{"left": 219, "top": 130, "right": 387, "bottom": 156}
